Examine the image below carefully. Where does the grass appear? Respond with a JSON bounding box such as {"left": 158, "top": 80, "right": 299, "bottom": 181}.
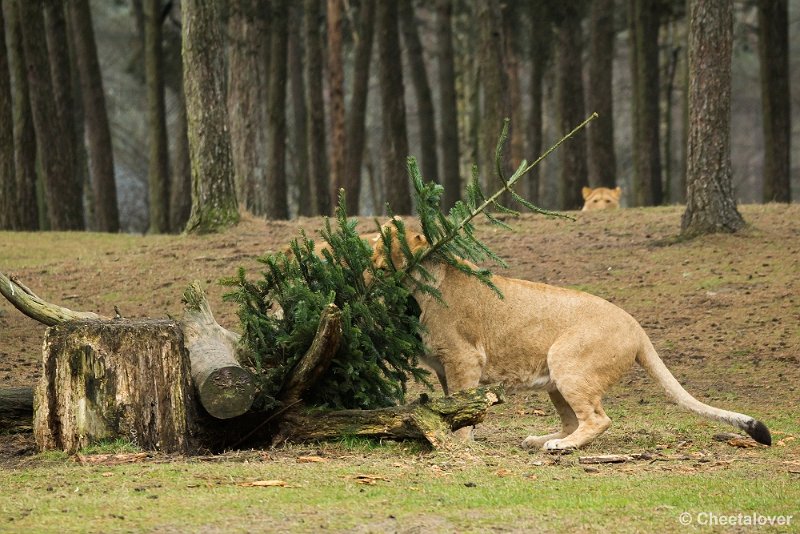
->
{"left": 2, "top": 444, "right": 797, "bottom": 533}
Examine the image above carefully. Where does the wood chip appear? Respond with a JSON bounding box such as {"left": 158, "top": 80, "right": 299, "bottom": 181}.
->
{"left": 354, "top": 474, "right": 390, "bottom": 485}
{"left": 579, "top": 454, "right": 633, "bottom": 465}
{"left": 296, "top": 455, "right": 328, "bottom": 463}
{"left": 238, "top": 480, "right": 288, "bottom": 487}
{"left": 74, "top": 452, "right": 150, "bottom": 465}
{"left": 727, "top": 437, "right": 759, "bottom": 448}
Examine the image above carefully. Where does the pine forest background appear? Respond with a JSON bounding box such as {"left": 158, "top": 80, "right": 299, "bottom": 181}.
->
{"left": 0, "top": 0, "right": 797, "bottom": 234}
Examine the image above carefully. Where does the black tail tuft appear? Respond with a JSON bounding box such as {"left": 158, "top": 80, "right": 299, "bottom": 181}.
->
{"left": 744, "top": 419, "right": 772, "bottom": 446}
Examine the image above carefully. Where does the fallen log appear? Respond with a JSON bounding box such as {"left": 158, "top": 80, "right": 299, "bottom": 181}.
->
{"left": 181, "top": 282, "right": 256, "bottom": 419}
{"left": 0, "top": 387, "right": 33, "bottom": 433}
{"left": 273, "top": 385, "right": 505, "bottom": 448}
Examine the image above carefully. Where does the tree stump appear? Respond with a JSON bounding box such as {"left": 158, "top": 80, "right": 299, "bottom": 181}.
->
{"left": 33, "top": 319, "right": 198, "bottom": 454}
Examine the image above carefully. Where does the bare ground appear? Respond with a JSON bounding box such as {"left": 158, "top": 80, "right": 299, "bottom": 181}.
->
{"left": 1, "top": 204, "right": 799, "bottom": 464}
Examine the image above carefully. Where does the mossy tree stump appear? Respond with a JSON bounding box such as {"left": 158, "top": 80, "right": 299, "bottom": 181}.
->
{"left": 34, "top": 319, "right": 198, "bottom": 454}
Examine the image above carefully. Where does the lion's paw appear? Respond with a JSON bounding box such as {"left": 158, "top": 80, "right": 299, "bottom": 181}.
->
{"left": 521, "top": 435, "right": 547, "bottom": 449}
{"left": 543, "top": 439, "right": 576, "bottom": 453}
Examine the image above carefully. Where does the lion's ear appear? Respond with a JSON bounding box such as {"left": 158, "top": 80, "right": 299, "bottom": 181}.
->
{"left": 612, "top": 187, "right": 622, "bottom": 199}
{"left": 582, "top": 186, "right": 593, "bottom": 200}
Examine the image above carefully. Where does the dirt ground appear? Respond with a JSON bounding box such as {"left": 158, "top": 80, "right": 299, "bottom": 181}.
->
{"left": 1, "top": 204, "right": 799, "bottom": 463}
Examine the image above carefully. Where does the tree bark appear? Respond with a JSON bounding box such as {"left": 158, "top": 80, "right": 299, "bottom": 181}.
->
{"left": 34, "top": 319, "right": 198, "bottom": 453}
{"left": 144, "top": 0, "right": 170, "bottom": 233}
{"left": 377, "top": 0, "right": 412, "bottom": 214}
{"left": 588, "top": 0, "right": 617, "bottom": 189}
{"left": 327, "top": 0, "right": 346, "bottom": 211}
{"left": 343, "top": 0, "right": 375, "bottom": 215}
{"left": 18, "top": 0, "right": 84, "bottom": 230}
{"left": 6, "top": 0, "right": 39, "bottom": 230}
{"left": 435, "top": 0, "right": 460, "bottom": 210}
{"left": 629, "top": 0, "right": 662, "bottom": 206}
{"left": 69, "top": 0, "right": 120, "bottom": 233}
{"left": 169, "top": 60, "right": 192, "bottom": 233}
{"left": 182, "top": 0, "right": 240, "bottom": 233}
{"left": 0, "top": 2, "right": 16, "bottom": 230}
{"left": 44, "top": 0, "right": 81, "bottom": 212}
{"left": 681, "top": 0, "right": 744, "bottom": 236}
{"left": 288, "top": 2, "right": 311, "bottom": 216}
{"left": 476, "top": 0, "right": 510, "bottom": 189}
{"left": 304, "top": 0, "right": 330, "bottom": 216}
{"left": 556, "top": 10, "right": 588, "bottom": 210}
{"left": 757, "top": 0, "right": 791, "bottom": 203}
{"left": 501, "top": 2, "right": 524, "bottom": 170}
{"left": 180, "top": 283, "right": 257, "bottom": 419}
{"left": 399, "top": 0, "right": 438, "bottom": 186}
{"left": 265, "top": 0, "right": 289, "bottom": 219}
{"left": 274, "top": 385, "right": 505, "bottom": 448}
{"left": 526, "top": 6, "right": 552, "bottom": 205}
{"left": 227, "top": 0, "right": 265, "bottom": 215}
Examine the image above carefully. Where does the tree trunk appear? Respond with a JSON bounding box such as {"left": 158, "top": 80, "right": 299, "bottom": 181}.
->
{"left": 274, "top": 385, "right": 504, "bottom": 448}
{"left": 182, "top": 0, "right": 240, "bottom": 233}
{"left": 343, "top": 0, "right": 375, "bottom": 215}
{"left": 588, "top": 0, "right": 617, "bottom": 189}
{"left": 288, "top": 2, "right": 311, "bottom": 216}
{"left": 629, "top": 0, "right": 662, "bottom": 206}
{"left": 169, "top": 62, "right": 192, "bottom": 233}
{"left": 757, "top": 0, "right": 791, "bottom": 203}
{"left": 265, "top": 0, "right": 289, "bottom": 219}
{"left": 435, "top": 0, "right": 460, "bottom": 210}
{"left": 526, "top": 7, "right": 552, "bottom": 205}
{"left": 304, "top": 0, "right": 330, "bottom": 216}
{"left": 69, "top": 0, "right": 120, "bottom": 233}
{"left": 18, "top": 0, "right": 84, "bottom": 230}
{"left": 34, "top": 319, "right": 198, "bottom": 454}
{"left": 144, "top": 0, "right": 170, "bottom": 233}
{"left": 377, "top": 0, "right": 412, "bottom": 214}
{"left": 399, "top": 0, "right": 438, "bottom": 186}
{"left": 6, "top": 0, "right": 39, "bottom": 230}
{"left": 0, "top": 2, "right": 16, "bottom": 230}
{"left": 556, "top": 11, "right": 588, "bottom": 210}
{"left": 476, "top": 0, "right": 510, "bottom": 189}
{"left": 227, "top": 0, "right": 265, "bottom": 215}
{"left": 681, "top": 0, "right": 744, "bottom": 236}
{"left": 327, "top": 0, "right": 346, "bottom": 211}
{"left": 44, "top": 0, "right": 81, "bottom": 214}
{"left": 501, "top": 2, "right": 524, "bottom": 170}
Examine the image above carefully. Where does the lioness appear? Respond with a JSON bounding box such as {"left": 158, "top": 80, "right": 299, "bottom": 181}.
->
{"left": 372, "top": 224, "right": 771, "bottom": 450}
{"left": 582, "top": 186, "right": 622, "bottom": 211}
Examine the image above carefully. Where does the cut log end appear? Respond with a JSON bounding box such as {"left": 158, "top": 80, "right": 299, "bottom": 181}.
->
{"left": 196, "top": 366, "right": 257, "bottom": 419}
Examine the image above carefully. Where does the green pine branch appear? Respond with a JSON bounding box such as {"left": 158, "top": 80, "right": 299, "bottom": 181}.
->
{"left": 380, "top": 113, "right": 598, "bottom": 296}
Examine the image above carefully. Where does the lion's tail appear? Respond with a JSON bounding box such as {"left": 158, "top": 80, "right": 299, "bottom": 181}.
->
{"left": 636, "top": 337, "right": 771, "bottom": 445}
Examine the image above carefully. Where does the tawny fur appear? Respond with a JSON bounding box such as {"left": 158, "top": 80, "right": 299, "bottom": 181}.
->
{"left": 372, "top": 224, "right": 771, "bottom": 450}
{"left": 582, "top": 186, "right": 622, "bottom": 211}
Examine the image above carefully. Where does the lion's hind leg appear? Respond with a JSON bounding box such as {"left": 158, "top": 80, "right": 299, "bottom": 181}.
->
{"left": 521, "top": 389, "right": 578, "bottom": 449}
{"left": 540, "top": 386, "right": 611, "bottom": 451}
